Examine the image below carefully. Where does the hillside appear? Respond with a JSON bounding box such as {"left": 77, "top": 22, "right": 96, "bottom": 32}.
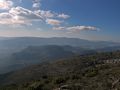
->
{"left": 0, "top": 45, "right": 96, "bottom": 74}
{"left": 11, "top": 45, "right": 96, "bottom": 62}
{"left": 1, "top": 51, "right": 120, "bottom": 90}
{"left": 0, "top": 37, "right": 119, "bottom": 74}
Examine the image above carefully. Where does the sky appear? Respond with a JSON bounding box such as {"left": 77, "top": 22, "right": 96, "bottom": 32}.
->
{"left": 0, "top": 0, "right": 120, "bottom": 42}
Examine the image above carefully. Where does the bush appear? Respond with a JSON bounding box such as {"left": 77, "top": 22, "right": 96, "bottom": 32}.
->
{"left": 85, "top": 69, "right": 98, "bottom": 77}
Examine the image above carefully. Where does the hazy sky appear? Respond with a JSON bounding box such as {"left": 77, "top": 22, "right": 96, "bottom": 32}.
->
{"left": 0, "top": 0, "right": 120, "bottom": 42}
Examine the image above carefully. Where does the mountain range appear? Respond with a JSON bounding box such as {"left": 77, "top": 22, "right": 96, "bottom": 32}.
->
{"left": 0, "top": 37, "right": 119, "bottom": 49}
{"left": 0, "top": 37, "right": 120, "bottom": 74}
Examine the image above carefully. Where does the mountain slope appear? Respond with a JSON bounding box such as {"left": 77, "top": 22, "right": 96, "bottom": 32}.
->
{"left": 1, "top": 45, "right": 94, "bottom": 73}
{"left": 1, "top": 51, "right": 120, "bottom": 90}
{"left": 11, "top": 45, "right": 75, "bottom": 63}
{"left": 0, "top": 45, "right": 75, "bottom": 74}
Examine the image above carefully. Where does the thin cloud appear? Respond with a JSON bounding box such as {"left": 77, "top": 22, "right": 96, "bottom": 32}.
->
{"left": 58, "top": 13, "right": 70, "bottom": 19}
{"left": 0, "top": 6, "right": 42, "bottom": 25}
{"left": 32, "top": 0, "right": 41, "bottom": 9}
{"left": 0, "top": 0, "right": 70, "bottom": 26}
{"left": 53, "top": 27, "right": 65, "bottom": 30}
{"left": 35, "top": 10, "right": 55, "bottom": 19}
{"left": 33, "top": 3, "right": 40, "bottom": 9}
{"left": 46, "top": 19, "right": 62, "bottom": 26}
{"left": 0, "top": 0, "right": 13, "bottom": 10}
{"left": 0, "top": 0, "right": 100, "bottom": 33}
{"left": 67, "top": 26, "right": 100, "bottom": 31}
{"left": 53, "top": 26, "right": 100, "bottom": 32}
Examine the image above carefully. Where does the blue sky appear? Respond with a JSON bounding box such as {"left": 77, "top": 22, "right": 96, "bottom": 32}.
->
{"left": 0, "top": 0, "right": 120, "bottom": 42}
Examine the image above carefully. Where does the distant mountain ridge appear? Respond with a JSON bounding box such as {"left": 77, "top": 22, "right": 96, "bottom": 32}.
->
{"left": 1, "top": 37, "right": 119, "bottom": 60}
{"left": 0, "top": 37, "right": 119, "bottom": 49}
{"left": 0, "top": 37, "right": 120, "bottom": 74}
